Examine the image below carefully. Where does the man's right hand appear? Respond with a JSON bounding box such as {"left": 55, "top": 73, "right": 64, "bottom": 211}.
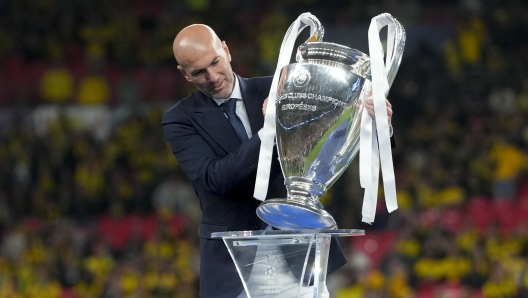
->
{"left": 262, "top": 97, "right": 268, "bottom": 116}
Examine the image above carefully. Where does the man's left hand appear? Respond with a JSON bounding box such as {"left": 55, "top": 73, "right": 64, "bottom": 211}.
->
{"left": 364, "top": 98, "right": 392, "bottom": 126}
{"left": 262, "top": 97, "right": 268, "bottom": 116}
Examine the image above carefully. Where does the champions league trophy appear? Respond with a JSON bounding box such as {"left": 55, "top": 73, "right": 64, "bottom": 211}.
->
{"left": 213, "top": 13, "right": 405, "bottom": 298}
{"left": 255, "top": 12, "right": 406, "bottom": 230}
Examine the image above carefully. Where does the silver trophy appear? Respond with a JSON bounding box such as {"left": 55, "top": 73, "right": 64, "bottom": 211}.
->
{"left": 256, "top": 13, "right": 405, "bottom": 230}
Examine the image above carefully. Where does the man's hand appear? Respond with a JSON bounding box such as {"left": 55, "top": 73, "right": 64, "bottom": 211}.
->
{"left": 363, "top": 97, "right": 393, "bottom": 126}
{"left": 262, "top": 97, "right": 268, "bottom": 116}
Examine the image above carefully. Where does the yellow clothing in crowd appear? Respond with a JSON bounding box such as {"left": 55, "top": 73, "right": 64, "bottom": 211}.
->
{"left": 489, "top": 141, "right": 526, "bottom": 180}
{"left": 77, "top": 75, "right": 110, "bottom": 104}
{"left": 414, "top": 256, "right": 471, "bottom": 281}
{"left": 482, "top": 278, "right": 517, "bottom": 298}
{"left": 40, "top": 68, "right": 74, "bottom": 102}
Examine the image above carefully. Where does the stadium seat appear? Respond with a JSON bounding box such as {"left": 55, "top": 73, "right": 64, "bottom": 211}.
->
{"left": 465, "top": 196, "right": 493, "bottom": 232}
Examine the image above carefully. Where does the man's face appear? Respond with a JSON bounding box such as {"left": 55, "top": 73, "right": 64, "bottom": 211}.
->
{"left": 178, "top": 41, "right": 235, "bottom": 99}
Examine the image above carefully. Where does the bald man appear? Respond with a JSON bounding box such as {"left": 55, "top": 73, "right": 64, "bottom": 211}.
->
{"left": 174, "top": 25, "right": 236, "bottom": 100}
{"left": 162, "top": 25, "right": 348, "bottom": 298}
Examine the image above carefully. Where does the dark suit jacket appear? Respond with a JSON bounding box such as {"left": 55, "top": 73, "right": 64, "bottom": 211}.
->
{"left": 162, "top": 75, "right": 346, "bottom": 298}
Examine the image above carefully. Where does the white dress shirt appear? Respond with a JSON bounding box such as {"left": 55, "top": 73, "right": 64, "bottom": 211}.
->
{"left": 212, "top": 76, "right": 253, "bottom": 139}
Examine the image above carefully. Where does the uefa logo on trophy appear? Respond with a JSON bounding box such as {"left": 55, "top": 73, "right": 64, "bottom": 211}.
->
{"left": 255, "top": 12, "right": 405, "bottom": 230}
{"left": 265, "top": 266, "right": 276, "bottom": 280}
{"left": 292, "top": 68, "right": 311, "bottom": 88}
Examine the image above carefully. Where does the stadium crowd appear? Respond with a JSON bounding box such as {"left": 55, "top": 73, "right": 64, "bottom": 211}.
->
{"left": 1, "top": 0, "right": 528, "bottom": 297}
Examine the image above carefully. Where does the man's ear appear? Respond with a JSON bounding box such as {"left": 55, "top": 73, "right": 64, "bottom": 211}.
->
{"left": 222, "top": 41, "right": 231, "bottom": 63}
{"left": 177, "top": 65, "right": 192, "bottom": 82}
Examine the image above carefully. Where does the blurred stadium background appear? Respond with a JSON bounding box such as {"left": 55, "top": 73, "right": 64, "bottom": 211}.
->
{"left": 0, "top": 0, "right": 528, "bottom": 297}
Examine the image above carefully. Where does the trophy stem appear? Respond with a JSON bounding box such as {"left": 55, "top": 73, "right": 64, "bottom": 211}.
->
{"left": 256, "top": 177, "right": 337, "bottom": 230}
{"left": 285, "top": 177, "right": 326, "bottom": 205}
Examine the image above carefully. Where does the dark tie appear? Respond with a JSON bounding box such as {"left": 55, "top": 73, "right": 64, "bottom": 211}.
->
{"left": 222, "top": 98, "right": 249, "bottom": 142}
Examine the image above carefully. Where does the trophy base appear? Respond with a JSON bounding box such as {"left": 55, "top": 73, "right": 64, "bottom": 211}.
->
{"left": 256, "top": 198, "right": 338, "bottom": 230}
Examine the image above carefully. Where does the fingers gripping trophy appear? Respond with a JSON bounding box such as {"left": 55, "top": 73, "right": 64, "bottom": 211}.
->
{"left": 254, "top": 12, "right": 406, "bottom": 230}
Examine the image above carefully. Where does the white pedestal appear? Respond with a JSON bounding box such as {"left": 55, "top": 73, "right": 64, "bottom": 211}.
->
{"left": 212, "top": 229, "right": 363, "bottom": 298}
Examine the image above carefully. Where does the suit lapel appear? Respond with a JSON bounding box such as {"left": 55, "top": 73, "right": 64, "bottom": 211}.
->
{"left": 192, "top": 76, "right": 267, "bottom": 154}
{"left": 193, "top": 92, "right": 241, "bottom": 153}
{"left": 238, "top": 76, "right": 266, "bottom": 135}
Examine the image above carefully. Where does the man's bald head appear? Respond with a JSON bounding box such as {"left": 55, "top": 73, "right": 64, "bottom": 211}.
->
{"left": 172, "top": 24, "right": 235, "bottom": 99}
{"left": 173, "top": 24, "right": 223, "bottom": 67}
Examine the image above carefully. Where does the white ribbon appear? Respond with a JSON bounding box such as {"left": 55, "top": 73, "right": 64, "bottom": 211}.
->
{"left": 360, "top": 15, "right": 398, "bottom": 223}
{"left": 254, "top": 13, "right": 317, "bottom": 201}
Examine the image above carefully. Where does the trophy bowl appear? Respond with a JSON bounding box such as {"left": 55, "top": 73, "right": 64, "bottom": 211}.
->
{"left": 257, "top": 42, "right": 371, "bottom": 230}
{"left": 256, "top": 13, "right": 405, "bottom": 230}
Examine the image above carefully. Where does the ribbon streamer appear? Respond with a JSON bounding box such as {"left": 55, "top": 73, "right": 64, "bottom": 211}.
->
{"left": 360, "top": 14, "right": 399, "bottom": 223}
{"left": 254, "top": 13, "right": 317, "bottom": 201}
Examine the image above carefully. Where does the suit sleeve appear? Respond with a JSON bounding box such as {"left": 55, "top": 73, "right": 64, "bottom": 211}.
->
{"left": 162, "top": 108, "right": 261, "bottom": 196}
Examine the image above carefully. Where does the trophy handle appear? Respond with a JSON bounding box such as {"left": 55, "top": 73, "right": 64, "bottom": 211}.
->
{"left": 277, "top": 13, "right": 324, "bottom": 62}
{"left": 376, "top": 13, "right": 406, "bottom": 88}
{"left": 298, "top": 13, "right": 324, "bottom": 43}
{"left": 255, "top": 12, "right": 325, "bottom": 202}
{"left": 358, "top": 13, "right": 405, "bottom": 224}
{"left": 331, "top": 14, "right": 406, "bottom": 177}
{"left": 282, "top": 13, "right": 323, "bottom": 44}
